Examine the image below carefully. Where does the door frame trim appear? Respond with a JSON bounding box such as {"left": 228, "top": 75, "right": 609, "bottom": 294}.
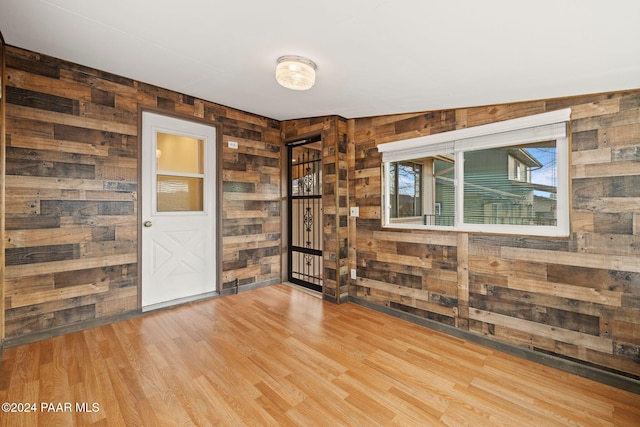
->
{"left": 137, "top": 106, "right": 222, "bottom": 309}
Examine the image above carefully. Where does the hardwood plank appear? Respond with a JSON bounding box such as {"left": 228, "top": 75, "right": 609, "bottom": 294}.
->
{"left": 372, "top": 230, "right": 458, "bottom": 246}
{"left": 6, "top": 86, "right": 79, "bottom": 115}
{"left": 457, "top": 233, "right": 470, "bottom": 324}
{"left": 571, "top": 97, "right": 621, "bottom": 120}
{"left": 8, "top": 104, "right": 136, "bottom": 135}
{"left": 501, "top": 247, "right": 640, "bottom": 273}
{"left": 572, "top": 147, "right": 612, "bottom": 165}
{"left": 573, "top": 160, "right": 640, "bottom": 179}
{"left": 507, "top": 276, "right": 622, "bottom": 307}
{"left": 4, "top": 254, "right": 137, "bottom": 279}
{"left": 6, "top": 175, "right": 104, "bottom": 191}
{"left": 469, "top": 309, "right": 613, "bottom": 353}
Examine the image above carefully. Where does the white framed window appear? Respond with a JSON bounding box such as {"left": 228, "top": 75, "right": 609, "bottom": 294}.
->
{"left": 378, "top": 108, "right": 571, "bottom": 237}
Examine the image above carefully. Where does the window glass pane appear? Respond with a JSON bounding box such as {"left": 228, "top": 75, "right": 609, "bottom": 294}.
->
{"left": 463, "top": 141, "right": 557, "bottom": 226}
{"left": 156, "top": 133, "right": 204, "bottom": 174}
{"left": 433, "top": 157, "right": 455, "bottom": 226}
{"left": 389, "top": 162, "right": 397, "bottom": 217}
{"left": 157, "top": 175, "right": 204, "bottom": 212}
{"left": 390, "top": 161, "right": 422, "bottom": 218}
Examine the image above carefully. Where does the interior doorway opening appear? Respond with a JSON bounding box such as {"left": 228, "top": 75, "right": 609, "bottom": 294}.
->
{"left": 287, "top": 136, "right": 323, "bottom": 293}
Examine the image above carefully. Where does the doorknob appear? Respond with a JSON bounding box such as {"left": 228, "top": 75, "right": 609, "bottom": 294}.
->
{"left": 143, "top": 221, "right": 153, "bottom": 227}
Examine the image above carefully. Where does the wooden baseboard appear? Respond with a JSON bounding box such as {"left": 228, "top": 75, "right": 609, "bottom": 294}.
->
{"left": 349, "top": 295, "right": 640, "bottom": 395}
{"left": 322, "top": 293, "right": 338, "bottom": 304}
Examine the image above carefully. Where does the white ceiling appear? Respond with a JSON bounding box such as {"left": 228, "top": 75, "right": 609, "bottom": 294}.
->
{"left": 1, "top": 0, "right": 639, "bottom": 121}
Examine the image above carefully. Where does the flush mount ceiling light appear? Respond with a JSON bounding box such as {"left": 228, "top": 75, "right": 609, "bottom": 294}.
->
{"left": 276, "top": 55, "right": 317, "bottom": 90}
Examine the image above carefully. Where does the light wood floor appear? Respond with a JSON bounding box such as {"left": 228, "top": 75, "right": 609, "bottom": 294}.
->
{"left": 1, "top": 284, "right": 638, "bottom": 426}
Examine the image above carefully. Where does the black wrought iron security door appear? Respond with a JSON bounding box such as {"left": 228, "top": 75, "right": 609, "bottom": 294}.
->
{"left": 288, "top": 137, "right": 323, "bottom": 292}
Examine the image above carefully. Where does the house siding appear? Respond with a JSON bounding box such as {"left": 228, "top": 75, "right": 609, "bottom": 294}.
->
{"left": 352, "top": 92, "right": 640, "bottom": 379}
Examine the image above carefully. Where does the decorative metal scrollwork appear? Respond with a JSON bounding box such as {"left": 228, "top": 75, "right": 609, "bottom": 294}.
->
{"left": 302, "top": 165, "right": 314, "bottom": 194}
{"left": 304, "top": 253, "right": 313, "bottom": 267}
{"left": 303, "top": 206, "right": 313, "bottom": 232}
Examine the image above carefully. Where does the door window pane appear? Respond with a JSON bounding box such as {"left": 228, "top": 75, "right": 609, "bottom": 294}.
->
{"left": 155, "top": 132, "right": 206, "bottom": 213}
{"left": 156, "top": 133, "right": 204, "bottom": 174}
{"left": 157, "top": 176, "right": 204, "bottom": 212}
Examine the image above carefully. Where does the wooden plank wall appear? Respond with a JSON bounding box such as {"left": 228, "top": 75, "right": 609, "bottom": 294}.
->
{"left": 336, "top": 118, "right": 350, "bottom": 302}
{"left": 0, "top": 34, "right": 6, "bottom": 341}
{"left": 282, "top": 116, "right": 349, "bottom": 303}
{"left": 2, "top": 45, "right": 281, "bottom": 339}
{"left": 351, "top": 91, "right": 640, "bottom": 378}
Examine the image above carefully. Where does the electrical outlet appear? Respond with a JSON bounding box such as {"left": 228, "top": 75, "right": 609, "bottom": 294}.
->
{"left": 350, "top": 206, "right": 359, "bottom": 217}
{"left": 350, "top": 269, "right": 357, "bottom": 280}
{"left": 228, "top": 140, "right": 238, "bottom": 149}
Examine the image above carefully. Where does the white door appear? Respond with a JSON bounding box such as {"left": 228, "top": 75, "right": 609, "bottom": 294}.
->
{"left": 141, "top": 112, "right": 216, "bottom": 308}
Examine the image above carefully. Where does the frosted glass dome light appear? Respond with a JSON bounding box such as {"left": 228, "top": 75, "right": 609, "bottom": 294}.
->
{"left": 276, "top": 55, "right": 317, "bottom": 90}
